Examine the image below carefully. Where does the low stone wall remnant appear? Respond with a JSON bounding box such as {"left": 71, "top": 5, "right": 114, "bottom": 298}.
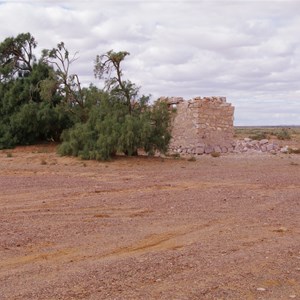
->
{"left": 233, "top": 138, "right": 280, "bottom": 154}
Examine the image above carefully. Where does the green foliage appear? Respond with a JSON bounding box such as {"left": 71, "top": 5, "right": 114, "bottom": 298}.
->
{"left": 0, "top": 34, "right": 172, "bottom": 159}
{"left": 41, "top": 42, "right": 85, "bottom": 115}
{"left": 0, "top": 32, "right": 36, "bottom": 82}
{"left": 94, "top": 50, "right": 137, "bottom": 114}
{"left": 0, "top": 58, "right": 73, "bottom": 149}
{"left": 58, "top": 94, "right": 172, "bottom": 160}
{"left": 9, "top": 101, "right": 73, "bottom": 145}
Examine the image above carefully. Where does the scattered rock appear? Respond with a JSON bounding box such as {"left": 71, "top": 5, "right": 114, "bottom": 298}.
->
{"left": 169, "top": 138, "right": 290, "bottom": 156}
{"left": 233, "top": 139, "right": 283, "bottom": 154}
{"left": 214, "top": 146, "right": 222, "bottom": 153}
{"left": 273, "top": 227, "right": 288, "bottom": 233}
{"left": 257, "top": 287, "right": 266, "bottom": 291}
{"left": 204, "top": 146, "right": 213, "bottom": 154}
{"left": 281, "top": 146, "right": 289, "bottom": 153}
{"left": 196, "top": 147, "right": 204, "bottom": 155}
{"left": 259, "top": 139, "right": 269, "bottom": 145}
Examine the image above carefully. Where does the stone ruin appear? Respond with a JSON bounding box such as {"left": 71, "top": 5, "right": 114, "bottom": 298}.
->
{"left": 161, "top": 96, "right": 235, "bottom": 155}
{"left": 159, "top": 96, "right": 295, "bottom": 155}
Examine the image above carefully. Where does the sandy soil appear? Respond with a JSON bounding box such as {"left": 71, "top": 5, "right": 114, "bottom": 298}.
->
{"left": 0, "top": 145, "right": 299, "bottom": 299}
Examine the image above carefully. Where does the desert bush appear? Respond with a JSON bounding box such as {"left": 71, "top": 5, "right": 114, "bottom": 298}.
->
{"left": 58, "top": 95, "right": 172, "bottom": 160}
{"left": 187, "top": 156, "right": 196, "bottom": 161}
{"left": 167, "top": 153, "right": 181, "bottom": 159}
{"left": 211, "top": 151, "right": 221, "bottom": 158}
{"left": 6, "top": 152, "right": 13, "bottom": 157}
{"left": 274, "top": 128, "right": 291, "bottom": 140}
{"left": 249, "top": 131, "right": 267, "bottom": 140}
{"left": 0, "top": 60, "right": 73, "bottom": 149}
{"left": 288, "top": 147, "right": 300, "bottom": 154}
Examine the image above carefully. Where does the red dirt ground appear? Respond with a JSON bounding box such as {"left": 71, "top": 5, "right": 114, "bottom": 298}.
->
{"left": 0, "top": 144, "right": 299, "bottom": 299}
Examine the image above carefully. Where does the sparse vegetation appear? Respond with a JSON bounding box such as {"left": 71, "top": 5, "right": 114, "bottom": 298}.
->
{"left": 187, "top": 156, "right": 196, "bottom": 161}
{"left": 249, "top": 131, "right": 268, "bottom": 140}
{"left": 275, "top": 128, "right": 291, "bottom": 140}
{"left": 235, "top": 126, "right": 299, "bottom": 141}
{"left": 288, "top": 147, "right": 300, "bottom": 154}
{"left": 40, "top": 158, "right": 47, "bottom": 165}
{"left": 211, "top": 151, "right": 221, "bottom": 157}
{"left": 167, "top": 153, "right": 181, "bottom": 159}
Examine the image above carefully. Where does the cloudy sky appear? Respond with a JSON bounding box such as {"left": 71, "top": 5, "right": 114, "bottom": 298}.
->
{"left": 0, "top": 0, "right": 300, "bottom": 125}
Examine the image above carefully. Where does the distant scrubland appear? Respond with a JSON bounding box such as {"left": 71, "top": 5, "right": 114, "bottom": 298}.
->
{"left": 234, "top": 126, "right": 300, "bottom": 142}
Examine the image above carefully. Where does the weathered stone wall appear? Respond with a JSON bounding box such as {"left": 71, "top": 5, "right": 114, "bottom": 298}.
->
{"left": 163, "top": 96, "right": 235, "bottom": 155}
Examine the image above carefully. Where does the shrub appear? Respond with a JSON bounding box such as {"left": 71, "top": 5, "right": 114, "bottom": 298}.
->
{"left": 211, "top": 151, "right": 221, "bottom": 158}
{"left": 275, "top": 128, "right": 291, "bottom": 140}
{"left": 249, "top": 131, "right": 267, "bottom": 140}
{"left": 58, "top": 96, "right": 172, "bottom": 160}
{"left": 187, "top": 156, "right": 196, "bottom": 161}
{"left": 288, "top": 147, "right": 300, "bottom": 154}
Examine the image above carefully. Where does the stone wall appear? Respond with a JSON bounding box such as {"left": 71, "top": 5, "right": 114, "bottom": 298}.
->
{"left": 162, "top": 96, "right": 235, "bottom": 155}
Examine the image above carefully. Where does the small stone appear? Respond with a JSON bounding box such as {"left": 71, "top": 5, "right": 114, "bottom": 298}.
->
{"left": 289, "top": 295, "right": 296, "bottom": 298}
{"left": 257, "top": 287, "right": 266, "bottom": 291}
{"left": 280, "top": 146, "right": 289, "bottom": 153}
{"left": 261, "top": 145, "right": 267, "bottom": 152}
{"left": 221, "top": 146, "right": 228, "bottom": 153}
{"left": 196, "top": 147, "right": 204, "bottom": 155}
{"left": 204, "top": 146, "right": 213, "bottom": 154}
{"left": 214, "top": 146, "right": 222, "bottom": 153}
{"left": 244, "top": 137, "right": 252, "bottom": 142}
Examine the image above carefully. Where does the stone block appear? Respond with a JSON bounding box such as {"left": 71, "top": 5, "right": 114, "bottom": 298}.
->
{"left": 214, "top": 146, "right": 222, "bottom": 153}
{"left": 196, "top": 147, "right": 204, "bottom": 155}
{"left": 204, "top": 145, "right": 213, "bottom": 154}
{"left": 221, "top": 146, "right": 228, "bottom": 153}
{"left": 259, "top": 139, "right": 269, "bottom": 145}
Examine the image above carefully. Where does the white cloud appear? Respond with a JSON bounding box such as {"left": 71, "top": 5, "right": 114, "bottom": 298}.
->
{"left": 0, "top": 0, "right": 300, "bottom": 125}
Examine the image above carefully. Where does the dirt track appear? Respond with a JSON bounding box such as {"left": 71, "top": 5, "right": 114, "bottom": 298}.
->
{"left": 0, "top": 145, "right": 299, "bottom": 299}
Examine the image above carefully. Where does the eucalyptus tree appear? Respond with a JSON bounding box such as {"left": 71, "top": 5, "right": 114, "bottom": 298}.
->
{"left": 94, "top": 50, "right": 138, "bottom": 114}
{"left": 42, "top": 42, "right": 86, "bottom": 121}
{"left": 0, "top": 32, "right": 37, "bottom": 82}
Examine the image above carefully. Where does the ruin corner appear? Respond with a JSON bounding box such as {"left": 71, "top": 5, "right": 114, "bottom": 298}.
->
{"left": 162, "top": 96, "right": 235, "bottom": 155}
